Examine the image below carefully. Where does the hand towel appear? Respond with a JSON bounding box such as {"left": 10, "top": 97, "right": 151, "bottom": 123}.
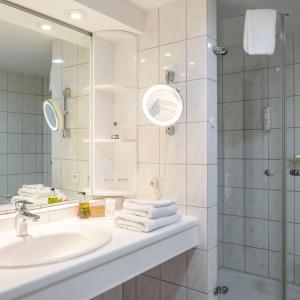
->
{"left": 114, "top": 212, "right": 181, "bottom": 232}
{"left": 125, "top": 199, "right": 175, "bottom": 207}
{"left": 18, "top": 187, "right": 60, "bottom": 196}
{"left": 123, "top": 202, "right": 177, "bottom": 218}
{"left": 11, "top": 195, "right": 48, "bottom": 205}
{"left": 22, "top": 184, "right": 44, "bottom": 190}
{"left": 243, "top": 9, "right": 277, "bottom": 55}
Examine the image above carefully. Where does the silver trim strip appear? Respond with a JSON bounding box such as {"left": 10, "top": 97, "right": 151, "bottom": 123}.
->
{"left": 0, "top": 0, "right": 92, "bottom": 36}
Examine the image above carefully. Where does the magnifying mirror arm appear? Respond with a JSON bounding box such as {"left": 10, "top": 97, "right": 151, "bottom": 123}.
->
{"left": 62, "top": 88, "right": 71, "bottom": 138}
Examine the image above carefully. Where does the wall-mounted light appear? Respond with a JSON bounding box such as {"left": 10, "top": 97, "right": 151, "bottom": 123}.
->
{"left": 65, "top": 9, "right": 86, "bottom": 20}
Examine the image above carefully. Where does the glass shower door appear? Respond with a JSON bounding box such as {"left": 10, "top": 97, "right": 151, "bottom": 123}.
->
{"left": 217, "top": 14, "right": 284, "bottom": 300}
{"left": 284, "top": 14, "right": 300, "bottom": 300}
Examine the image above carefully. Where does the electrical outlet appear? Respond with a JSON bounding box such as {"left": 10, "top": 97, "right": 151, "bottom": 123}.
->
{"left": 72, "top": 172, "right": 81, "bottom": 183}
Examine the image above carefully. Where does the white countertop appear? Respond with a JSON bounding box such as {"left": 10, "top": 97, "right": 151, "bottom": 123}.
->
{"left": 0, "top": 215, "right": 198, "bottom": 300}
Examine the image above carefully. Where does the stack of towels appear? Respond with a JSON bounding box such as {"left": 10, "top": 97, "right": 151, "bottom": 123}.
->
{"left": 11, "top": 184, "right": 66, "bottom": 204}
{"left": 114, "top": 199, "right": 181, "bottom": 232}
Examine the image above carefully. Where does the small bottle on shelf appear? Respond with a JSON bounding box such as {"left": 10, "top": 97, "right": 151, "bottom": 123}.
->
{"left": 111, "top": 122, "right": 120, "bottom": 139}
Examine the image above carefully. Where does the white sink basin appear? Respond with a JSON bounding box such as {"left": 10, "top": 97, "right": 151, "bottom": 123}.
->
{"left": 0, "top": 220, "right": 112, "bottom": 268}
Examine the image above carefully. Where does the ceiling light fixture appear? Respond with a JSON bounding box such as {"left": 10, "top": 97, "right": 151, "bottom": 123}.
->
{"left": 65, "top": 9, "right": 86, "bottom": 20}
{"left": 52, "top": 59, "right": 64, "bottom": 64}
{"left": 37, "top": 22, "right": 54, "bottom": 31}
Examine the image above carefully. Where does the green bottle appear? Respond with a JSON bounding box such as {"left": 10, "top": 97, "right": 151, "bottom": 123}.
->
{"left": 79, "top": 192, "right": 89, "bottom": 219}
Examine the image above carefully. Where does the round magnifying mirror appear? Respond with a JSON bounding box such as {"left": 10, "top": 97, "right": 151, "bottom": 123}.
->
{"left": 43, "top": 100, "right": 59, "bottom": 131}
{"left": 142, "top": 84, "right": 183, "bottom": 127}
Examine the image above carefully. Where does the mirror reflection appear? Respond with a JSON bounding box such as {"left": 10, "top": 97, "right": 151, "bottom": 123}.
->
{"left": 43, "top": 100, "right": 59, "bottom": 132}
{"left": 0, "top": 4, "right": 91, "bottom": 211}
{"left": 142, "top": 84, "right": 183, "bottom": 127}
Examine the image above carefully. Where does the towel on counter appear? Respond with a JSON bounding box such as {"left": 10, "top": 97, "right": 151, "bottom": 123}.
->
{"left": 11, "top": 195, "right": 48, "bottom": 205}
{"left": 115, "top": 211, "right": 181, "bottom": 232}
{"left": 243, "top": 9, "right": 277, "bottom": 55}
{"left": 22, "top": 184, "right": 44, "bottom": 190}
{"left": 18, "top": 187, "right": 60, "bottom": 197}
{"left": 123, "top": 199, "right": 177, "bottom": 218}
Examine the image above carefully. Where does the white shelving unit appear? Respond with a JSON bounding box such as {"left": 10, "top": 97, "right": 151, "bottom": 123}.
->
{"left": 91, "top": 31, "right": 137, "bottom": 198}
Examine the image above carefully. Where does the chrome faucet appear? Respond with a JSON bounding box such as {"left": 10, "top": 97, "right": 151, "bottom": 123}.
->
{"left": 15, "top": 200, "right": 40, "bottom": 237}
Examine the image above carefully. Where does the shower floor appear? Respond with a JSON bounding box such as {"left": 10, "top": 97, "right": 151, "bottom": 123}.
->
{"left": 218, "top": 268, "right": 300, "bottom": 300}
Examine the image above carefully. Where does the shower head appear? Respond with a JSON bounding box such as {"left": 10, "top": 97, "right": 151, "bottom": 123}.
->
{"left": 213, "top": 46, "right": 228, "bottom": 56}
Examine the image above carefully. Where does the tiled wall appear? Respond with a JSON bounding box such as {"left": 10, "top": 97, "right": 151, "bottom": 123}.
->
{"left": 0, "top": 69, "right": 51, "bottom": 203}
{"left": 50, "top": 40, "right": 90, "bottom": 198}
{"left": 93, "top": 0, "right": 218, "bottom": 299}
{"left": 218, "top": 16, "right": 300, "bottom": 285}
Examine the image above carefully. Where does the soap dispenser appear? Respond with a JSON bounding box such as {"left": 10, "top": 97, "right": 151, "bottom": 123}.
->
{"left": 48, "top": 187, "right": 59, "bottom": 204}
{"left": 78, "top": 192, "right": 89, "bottom": 219}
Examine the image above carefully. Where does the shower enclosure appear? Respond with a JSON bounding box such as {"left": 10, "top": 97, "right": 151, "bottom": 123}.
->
{"left": 217, "top": 13, "right": 300, "bottom": 300}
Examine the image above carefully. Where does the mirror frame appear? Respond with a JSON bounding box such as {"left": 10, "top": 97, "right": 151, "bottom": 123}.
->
{"left": 142, "top": 84, "right": 184, "bottom": 127}
{"left": 43, "top": 100, "right": 60, "bottom": 132}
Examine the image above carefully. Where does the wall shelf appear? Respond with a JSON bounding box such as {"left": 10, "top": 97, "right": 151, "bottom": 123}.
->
{"left": 94, "top": 190, "right": 136, "bottom": 197}
{"left": 84, "top": 139, "right": 136, "bottom": 144}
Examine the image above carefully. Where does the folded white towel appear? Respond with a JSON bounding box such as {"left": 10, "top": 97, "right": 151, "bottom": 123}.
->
{"left": 125, "top": 199, "right": 175, "bottom": 208}
{"left": 18, "top": 187, "right": 60, "bottom": 196}
{"left": 11, "top": 195, "right": 48, "bottom": 205}
{"left": 123, "top": 201, "right": 177, "bottom": 219}
{"left": 115, "top": 211, "right": 181, "bottom": 232}
{"left": 22, "top": 184, "right": 44, "bottom": 190}
{"left": 243, "top": 9, "right": 277, "bottom": 55}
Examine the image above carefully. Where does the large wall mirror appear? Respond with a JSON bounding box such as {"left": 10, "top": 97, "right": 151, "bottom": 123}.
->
{"left": 0, "top": 3, "right": 91, "bottom": 213}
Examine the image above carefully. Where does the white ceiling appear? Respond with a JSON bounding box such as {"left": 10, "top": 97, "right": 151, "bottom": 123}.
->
{"left": 218, "top": 0, "right": 300, "bottom": 19}
{"left": 128, "top": 0, "right": 175, "bottom": 10}
{"left": 0, "top": 20, "right": 52, "bottom": 76}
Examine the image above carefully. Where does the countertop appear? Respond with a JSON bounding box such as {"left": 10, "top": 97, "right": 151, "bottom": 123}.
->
{"left": 0, "top": 215, "right": 198, "bottom": 300}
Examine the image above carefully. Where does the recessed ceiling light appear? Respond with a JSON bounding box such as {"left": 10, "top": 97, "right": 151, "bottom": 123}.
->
{"left": 65, "top": 9, "right": 86, "bottom": 20}
{"left": 165, "top": 52, "right": 172, "bottom": 57}
{"left": 37, "top": 22, "right": 54, "bottom": 31}
{"left": 52, "top": 59, "right": 64, "bottom": 64}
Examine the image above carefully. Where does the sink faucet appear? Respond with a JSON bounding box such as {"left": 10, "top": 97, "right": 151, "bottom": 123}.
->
{"left": 15, "top": 200, "right": 40, "bottom": 237}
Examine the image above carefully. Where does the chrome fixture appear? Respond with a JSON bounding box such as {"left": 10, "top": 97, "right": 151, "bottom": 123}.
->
{"left": 63, "top": 88, "right": 71, "bottom": 138}
{"left": 264, "top": 169, "right": 274, "bottom": 177}
{"left": 165, "top": 69, "right": 175, "bottom": 84}
{"left": 213, "top": 46, "right": 228, "bottom": 56}
{"left": 214, "top": 286, "right": 229, "bottom": 295}
{"left": 15, "top": 200, "right": 40, "bottom": 237}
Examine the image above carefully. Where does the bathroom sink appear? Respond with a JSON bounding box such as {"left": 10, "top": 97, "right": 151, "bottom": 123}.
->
{"left": 0, "top": 220, "right": 112, "bottom": 268}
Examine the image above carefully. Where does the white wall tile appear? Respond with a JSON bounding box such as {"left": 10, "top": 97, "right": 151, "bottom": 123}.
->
{"left": 139, "top": 9, "right": 159, "bottom": 50}
{"left": 245, "top": 247, "right": 268, "bottom": 276}
{"left": 245, "top": 218, "right": 268, "bottom": 249}
{"left": 161, "top": 253, "right": 187, "bottom": 286}
{"left": 7, "top": 71, "right": 22, "bottom": 92}
{"left": 187, "top": 0, "right": 216, "bottom": 40}
{"left": 160, "top": 41, "right": 186, "bottom": 83}
{"left": 187, "top": 249, "right": 207, "bottom": 292}
{"left": 136, "top": 275, "right": 160, "bottom": 300}
{"left": 137, "top": 163, "right": 159, "bottom": 199}
{"left": 160, "top": 164, "right": 186, "bottom": 205}
{"left": 160, "top": 124, "right": 186, "bottom": 164}
{"left": 187, "top": 37, "right": 208, "bottom": 81}
{"left": 187, "top": 122, "right": 207, "bottom": 164}
{"left": 224, "top": 215, "right": 244, "bottom": 245}
{"left": 138, "top": 48, "right": 159, "bottom": 88}
{"left": 159, "top": 0, "right": 186, "bottom": 45}
{"left": 223, "top": 187, "right": 244, "bottom": 216}
{"left": 7, "top": 92, "right": 21, "bottom": 113}
{"left": 138, "top": 125, "right": 159, "bottom": 163}
{"left": 224, "top": 243, "right": 244, "bottom": 271}
{"left": 245, "top": 189, "right": 268, "bottom": 219}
